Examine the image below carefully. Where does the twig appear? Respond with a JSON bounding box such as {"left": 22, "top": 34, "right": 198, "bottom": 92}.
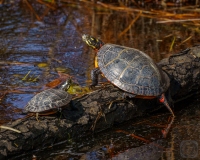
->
{"left": 37, "top": 0, "right": 57, "bottom": 10}
{"left": 164, "top": 34, "right": 173, "bottom": 38}
{"left": 178, "top": 36, "right": 192, "bottom": 45}
{"left": 22, "top": 70, "right": 31, "bottom": 81}
{"left": 24, "top": 0, "right": 41, "bottom": 21}
{"left": 0, "top": 125, "right": 21, "bottom": 133}
{"left": 118, "top": 11, "right": 142, "bottom": 38}
{"left": 157, "top": 18, "right": 200, "bottom": 23}
{"left": 169, "top": 36, "right": 176, "bottom": 52}
{"left": 40, "top": 7, "right": 50, "bottom": 20}
{"left": 116, "top": 130, "right": 150, "bottom": 143}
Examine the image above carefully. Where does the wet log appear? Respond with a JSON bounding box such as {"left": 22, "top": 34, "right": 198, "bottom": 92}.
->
{"left": 0, "top": 45, "right": 200, "bottom": 159}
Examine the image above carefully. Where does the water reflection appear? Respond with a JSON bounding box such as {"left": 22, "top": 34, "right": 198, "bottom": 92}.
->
{"left": 81, "top": 141, "right": 164, "bottom": 160}
{"left": 0, "top": 1, "right": 91, "bottom": 123}
{"left": 0, "top": 1, "right": 200, "bottom": 159}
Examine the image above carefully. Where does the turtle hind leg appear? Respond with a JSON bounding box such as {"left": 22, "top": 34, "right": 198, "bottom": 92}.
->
{"left": 158, "top": 93, "right": 175, "bottom": 138}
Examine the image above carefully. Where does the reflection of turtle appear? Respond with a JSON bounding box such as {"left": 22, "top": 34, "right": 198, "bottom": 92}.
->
{"left": 82, "top": 34, "right": 174, "bottom": 137}
{"left": 24, "top": 79, "right": 72, "bottom": 121}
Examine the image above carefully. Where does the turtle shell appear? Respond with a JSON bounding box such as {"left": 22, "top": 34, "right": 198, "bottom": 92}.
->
{"left": 97, "top": 44, "right": 170, "bottom": 96}
{"left": 24, "top": 88, "right": 72, "bottom": 113}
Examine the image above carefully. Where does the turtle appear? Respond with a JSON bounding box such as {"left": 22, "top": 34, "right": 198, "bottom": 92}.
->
{"left": 23, "top": 79, "right": 72, "bottom": 121}
{"left": 82, "top": 34, "right": 175, "bottom": 137}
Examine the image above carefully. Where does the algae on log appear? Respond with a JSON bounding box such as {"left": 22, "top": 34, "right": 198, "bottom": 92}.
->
{"left": 0, "top": 46, "right": 200, "bottom": 159}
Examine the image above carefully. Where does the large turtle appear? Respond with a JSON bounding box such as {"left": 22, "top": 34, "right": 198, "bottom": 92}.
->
{"left": 24, "top": 79, "right": 72, "bottom": 121}
{"left": 82, "top": 34, "right": 175, "bottom": 137}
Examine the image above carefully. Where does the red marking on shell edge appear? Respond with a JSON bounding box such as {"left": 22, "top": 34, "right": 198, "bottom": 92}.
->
{"left": 135, "top": 95, "right": 156, "bottom": 99}
{"left": 159, "top": 95, "right": 165, "bottom": 103}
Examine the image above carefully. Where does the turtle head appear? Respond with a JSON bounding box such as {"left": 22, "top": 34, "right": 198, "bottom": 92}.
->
{"left": 82, "top": 34, "right": 104, "bottom": 51}
{"left": 60, "top": 78, "right": 72, "bottom": 91}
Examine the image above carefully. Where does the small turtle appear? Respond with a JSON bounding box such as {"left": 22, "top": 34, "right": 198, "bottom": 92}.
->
{"left": 24, "top": 79, "right": 72, "bottom": 121}
{"left": 82, "top": 34, "right": 174, "bottom": 137}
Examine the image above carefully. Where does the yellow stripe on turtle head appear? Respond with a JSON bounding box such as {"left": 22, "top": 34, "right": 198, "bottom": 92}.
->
{"left": 95, "top": 56, "right": 98, "bottom": 68}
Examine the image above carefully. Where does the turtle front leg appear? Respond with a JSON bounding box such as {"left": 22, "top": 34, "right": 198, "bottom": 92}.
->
{"left": 90, "top": 67, "right": 101, "bottom": 88}
{"left": 158, "top": 93, "right": 175, "bottom": 138}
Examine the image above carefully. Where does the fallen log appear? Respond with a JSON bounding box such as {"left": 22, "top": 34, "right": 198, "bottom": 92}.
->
{"left": 0, "top": 45, "right": 200, "bottom": 159}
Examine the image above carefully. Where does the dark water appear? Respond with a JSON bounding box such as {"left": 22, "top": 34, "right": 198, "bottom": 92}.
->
{"left": 0, "top": 1, "right": 200, "bottom": 159}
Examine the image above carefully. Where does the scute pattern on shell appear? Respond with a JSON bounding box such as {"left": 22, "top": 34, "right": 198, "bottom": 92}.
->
{"left": 97, "top": 44, "right": 170, "bottom": 96}
{"left": 24, "top": 88, "right": 72, "bottom": 113}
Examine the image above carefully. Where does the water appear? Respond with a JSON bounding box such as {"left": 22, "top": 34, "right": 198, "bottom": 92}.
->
{"left": 0, "top": 1, "right": 199, "bottom": 159}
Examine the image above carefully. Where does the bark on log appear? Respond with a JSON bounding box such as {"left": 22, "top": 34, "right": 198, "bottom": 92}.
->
{"left": 0, "top": 46, "right": 200, "bottom": 159}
